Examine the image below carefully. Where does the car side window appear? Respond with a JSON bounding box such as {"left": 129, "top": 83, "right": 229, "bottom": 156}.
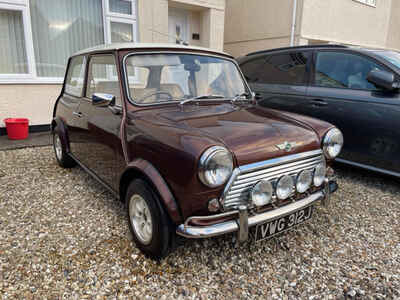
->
{"left": 65, "top": 56, "right": 85, "bottom": 97}
{"left": 314, "top": 51, "right": 385, "bottom": 90}
{"left": 86, "top": 55, "right": 122, "bottom": 105}
{"left": 241, "top": 52, "right": 310, "bottom": 85}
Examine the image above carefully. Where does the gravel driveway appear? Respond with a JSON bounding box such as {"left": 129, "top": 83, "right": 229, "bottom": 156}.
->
{"left": 0, "top": 147, "right": 399, "bottom": 299}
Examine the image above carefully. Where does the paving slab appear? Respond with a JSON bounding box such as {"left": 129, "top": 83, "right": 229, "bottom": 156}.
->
{"left": 0, "top": 131, "right": 51, "bottom": 151}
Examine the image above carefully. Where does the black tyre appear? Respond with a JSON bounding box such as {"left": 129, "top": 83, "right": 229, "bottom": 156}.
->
{"left": 53, "top": 127, "right": 76, "bottom": 168}
{"left": 126, "top": 179, "right": 174, "bottom": 259}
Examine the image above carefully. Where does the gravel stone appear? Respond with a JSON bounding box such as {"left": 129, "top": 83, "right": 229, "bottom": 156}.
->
{"left": 0, "top": 147, "right": 399, "bottom": 299}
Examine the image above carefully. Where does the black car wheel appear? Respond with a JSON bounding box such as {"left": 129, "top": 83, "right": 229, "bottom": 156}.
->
{"left": 126, "top": 179, "right": 174, "bottom": 259}
{"left": 53, "top": 127, "right": 76, "bottom": 168}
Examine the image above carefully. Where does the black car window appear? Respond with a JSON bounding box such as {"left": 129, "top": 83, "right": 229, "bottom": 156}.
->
{"left": 65, "top": 56, "right": 85, "bottom": 97}
{"left": 314, "top": 52, "right": 385, "bottom": 90}
{"left": 86, "top": 55, "right": 122, "bottom": 105}
{"left": 241, "top": 52, "right": 310, "bottom": 85}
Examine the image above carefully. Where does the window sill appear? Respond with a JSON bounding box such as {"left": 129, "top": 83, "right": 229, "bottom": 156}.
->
{"left": 0, "top": 78, "right": 63, "bottom": 85}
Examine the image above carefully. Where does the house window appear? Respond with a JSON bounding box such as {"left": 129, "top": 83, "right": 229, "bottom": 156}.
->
{"left": 109, "top": 0, "right": 133, "bottom": 15}
{"left": 0, "top": 0, "right": 137, "bottom": 83}
{"left": 353, "top": 0, "right": 376, "bottom": 7}
{"left": 0, "top": 8, "right": 28, "bottom": 74}
{"left": 30, "top": 0, "right": 105, "bottom": 78}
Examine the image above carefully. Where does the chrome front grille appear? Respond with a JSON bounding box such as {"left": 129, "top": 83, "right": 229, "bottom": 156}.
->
{"left": 220, "top": 150, "right": 325, "bottom": 211}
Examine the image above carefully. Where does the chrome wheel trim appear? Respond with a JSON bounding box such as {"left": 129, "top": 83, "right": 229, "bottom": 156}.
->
{"left": 129, "top": 194, "right": 153, "bottom": 245}
{"left": 54, "top": 135, "right": 63, "bottom": 161}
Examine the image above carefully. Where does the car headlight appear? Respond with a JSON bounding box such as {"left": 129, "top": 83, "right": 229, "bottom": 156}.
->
{"left": 323, "top": 128, "right": 344, "bottom": 159}
{"left": 313, "top": 162, "right": 326, "bottom": 187}
{"left": 276, "top": 175, "right": 294, "bottom": 200}
{"left": 251, "top": 180, "right": 273, "bottom": 207}
{"left": 198, "top": 146, "right": 233, "bottom": 188}
{"left": 296, "top": 169, "right": 313, "bottom": 193}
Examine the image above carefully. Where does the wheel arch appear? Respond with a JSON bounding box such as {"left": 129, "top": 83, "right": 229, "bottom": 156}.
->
{"left": 52, "top": 117, "right": 71, "bottom": 153}
{"left": 120, "top": 159, "right": 183, "bottom": 225}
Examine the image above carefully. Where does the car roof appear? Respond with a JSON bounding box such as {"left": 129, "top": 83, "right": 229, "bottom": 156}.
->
{"left": 240, "top": 44, "right": 398, "bottom": 58}
{"left": 73, "top": 42, "right": 233, "bottom": 58}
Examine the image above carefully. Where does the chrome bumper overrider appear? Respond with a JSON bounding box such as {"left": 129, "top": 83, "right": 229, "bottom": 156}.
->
{"left": 176, "top": 180, "right": 336, "bottom": 241}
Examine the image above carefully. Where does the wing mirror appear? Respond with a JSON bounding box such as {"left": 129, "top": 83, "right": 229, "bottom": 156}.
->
{"left": 92, "top": 93, "right": 115, "bottom": 107}
{"left": 367, "top": 69, "right": 399, "bottom": 91}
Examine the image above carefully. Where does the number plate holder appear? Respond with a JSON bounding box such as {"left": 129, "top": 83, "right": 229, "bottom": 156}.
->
{"left": 255, "top": 205, "right": 313, "bottom": 242}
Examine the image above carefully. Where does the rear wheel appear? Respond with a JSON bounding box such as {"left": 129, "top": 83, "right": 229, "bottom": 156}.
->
{"left": 53, "top": 127, "right": 76, "bottom": 168}
{"left": 126, "top": 179, "right": 174, "bottom": 259}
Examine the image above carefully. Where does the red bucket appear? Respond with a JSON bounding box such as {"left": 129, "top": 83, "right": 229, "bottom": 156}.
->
{"left": 4, "top": 118, "right": 29, "bottom": 140}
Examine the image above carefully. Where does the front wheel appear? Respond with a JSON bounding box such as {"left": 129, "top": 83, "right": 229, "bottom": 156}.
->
{"left": 53, "top": 127, "right": 76, "bottom": 168}
{"left": 126, "top": 179, "right": 174, "bottom": 259}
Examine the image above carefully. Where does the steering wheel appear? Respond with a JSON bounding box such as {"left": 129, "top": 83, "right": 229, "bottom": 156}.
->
{"left": 138, "top": 91, "right": 174, "bottom": 103}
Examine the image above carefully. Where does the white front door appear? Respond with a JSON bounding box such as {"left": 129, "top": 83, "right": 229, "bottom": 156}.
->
{"left": 168, "top": 8, "right": 189, "bottom": 44}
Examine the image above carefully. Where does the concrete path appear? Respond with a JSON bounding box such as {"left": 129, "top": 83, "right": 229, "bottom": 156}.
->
{"left": 0, "top": 132, "right": 51, "bottom": 151}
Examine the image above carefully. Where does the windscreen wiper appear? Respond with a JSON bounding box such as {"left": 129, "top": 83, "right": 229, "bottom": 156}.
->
{"left": 232, "top": 92, "right": 251, "bottom": 103}
{"left": 179, "top": 95, "right": 225, "bottom": 105}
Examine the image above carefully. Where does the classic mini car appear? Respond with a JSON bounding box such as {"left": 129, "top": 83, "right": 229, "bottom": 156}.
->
{"left": 52, "top": 43, "right": 343, "bottom": 259}
{"left": 238, "top": 44, "right": 400, "bottom": 177}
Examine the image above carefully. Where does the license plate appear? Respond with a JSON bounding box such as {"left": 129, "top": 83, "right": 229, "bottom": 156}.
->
{"left": 255, "top": 206, "right": 313, "bottom": 242}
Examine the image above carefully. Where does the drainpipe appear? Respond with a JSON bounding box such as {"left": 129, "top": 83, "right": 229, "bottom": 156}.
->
{"left": 290, "top": 0, "right": 298, "bottom": 46}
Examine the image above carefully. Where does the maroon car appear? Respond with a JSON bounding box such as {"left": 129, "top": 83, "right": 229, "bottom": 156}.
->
{"left": 52, "top": 43, "right": 343, "bottom": 259}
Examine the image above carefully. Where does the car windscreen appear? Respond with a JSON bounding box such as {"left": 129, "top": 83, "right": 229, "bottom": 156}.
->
{"left": 124, "top": 53, "right": 248, "bottom": 105}
{"left": 374, "top": 51, "right": 400, "bottom": 69}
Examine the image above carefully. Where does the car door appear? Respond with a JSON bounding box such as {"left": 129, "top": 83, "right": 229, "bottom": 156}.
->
{"left": 74, "top": 54, "right": 124, "bottom": 190}
{"left": 58, "top": 55, "right": 87, "bottom": 156}
{"left": 306, "top": 50, "right": 400, "bottom": 173}
{"left": 240, "top": 51, "right": 312, "bottom": 115}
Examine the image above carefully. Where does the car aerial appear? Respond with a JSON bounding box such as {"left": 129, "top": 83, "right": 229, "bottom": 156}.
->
{"left": 52, "top": 43, "right": 342, "bottom": 259}
{"left": 238, "top": 44, "right": 400, "bottom": 177}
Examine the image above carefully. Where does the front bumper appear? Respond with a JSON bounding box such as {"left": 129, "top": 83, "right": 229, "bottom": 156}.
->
{"left": 176, "top": 179, "right": 338, "bottom": 241}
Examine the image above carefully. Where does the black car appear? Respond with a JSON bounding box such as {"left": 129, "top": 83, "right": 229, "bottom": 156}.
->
{"left": 238, "top": 44, "right": 400, "bottom": 177}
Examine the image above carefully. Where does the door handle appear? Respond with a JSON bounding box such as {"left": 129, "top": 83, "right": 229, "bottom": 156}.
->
{"left": 73, "top": 111, "right": 83, "bottom": 118}
{"left": 310, "top": 99, "right": 328, "bottom": 107}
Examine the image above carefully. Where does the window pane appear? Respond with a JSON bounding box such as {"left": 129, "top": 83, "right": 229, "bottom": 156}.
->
{"left": 86, "top": 55, "right": 121, "bottom": 105}
{"left": 126, "top": 54, "right": 247, "bottom": 104}
{"left": 65, "top": 56, "right": 85, "bottom": 96}
{"left": 0, "top": 9, "right": 28, "bottom": 74}
{"left": 111, "top": 22, "right": 133, "bottom": 43}
{"left": 240, "top": 58, "right": 267, "bottom": 83}
{"left": 263, "top": 53, "right": 308, "bottom": 85}
{"left": 109, "top": 0, "right": 132, "bottom": 15}
{"left": 30, "top": 0, "right": 104, "bottom": 78}
{"left": 314, "top": 52, "right": 385, "bottom": 90}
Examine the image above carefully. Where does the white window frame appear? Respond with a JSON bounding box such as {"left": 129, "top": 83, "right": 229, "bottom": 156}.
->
{"left": 0, "top": 0, "right": 138, "bottom": 84}
{"left": 0, "top": 1, "right": 37, "bottom": 82}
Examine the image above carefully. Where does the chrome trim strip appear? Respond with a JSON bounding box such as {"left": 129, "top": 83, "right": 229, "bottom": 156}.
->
{"left": 176, "top": 191, "right": 325, "bottom": 239}
{"left": 239, "top": 149, "right": 323, "bottom": 173}
{"left": 335, "top": 158, "right": 400, "bottom": 178}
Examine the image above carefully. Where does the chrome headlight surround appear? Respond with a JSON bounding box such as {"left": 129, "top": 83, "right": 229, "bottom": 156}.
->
{"left": 323, "top": 128, "right": 344, "bottom": 159}
{"left": 251, "top": 179, "right": 273, "bottom": 207}
{"left": 296, "top": 169, "right": 313, "bottom": 193}
{"left": 198, "top": 146, "right": 233, "bottom": 188}
{"left": 276, "top": 175, "right": 294, "bottom": 200}
{"left": 313, "top": 162, "right": 326, "bottom": 187}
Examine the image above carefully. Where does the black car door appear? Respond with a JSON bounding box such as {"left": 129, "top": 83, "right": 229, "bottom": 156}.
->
{"left": 73, "top": 54, "right": 124, "bottom": 190}
{"left": 240, "top": 51, "right": 312, "bottom": 115}
{"left": 306, "top": 50, "right": 400, "bottom": 174}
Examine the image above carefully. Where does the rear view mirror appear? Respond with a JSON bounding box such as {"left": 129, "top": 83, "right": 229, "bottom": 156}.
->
{"left": 92, "top": 93, "right": 115, "bottom": 107}
{"left": 367, "top": 69, "right": 397, "bottom": 91}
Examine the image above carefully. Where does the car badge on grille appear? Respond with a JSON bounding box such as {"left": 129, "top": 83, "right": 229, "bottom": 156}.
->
{"left": 276, "top": 141, "right": 297, "bottom": 152}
